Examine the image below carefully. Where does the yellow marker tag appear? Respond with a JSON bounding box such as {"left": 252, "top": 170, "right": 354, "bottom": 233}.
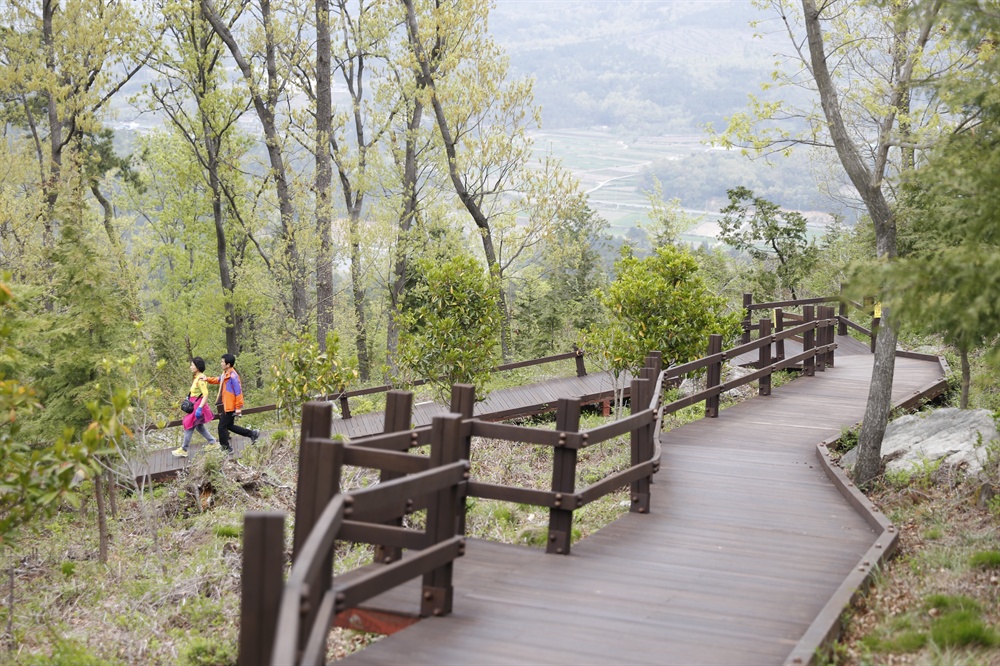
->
{"left": 874, "top": 302, "right": 882, "bottom": 318}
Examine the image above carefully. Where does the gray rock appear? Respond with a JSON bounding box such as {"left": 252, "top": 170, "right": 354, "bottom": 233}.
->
{"left": 678, "top": 363, "right": 756, "bottom": 401}
{"left": 840, "top": 408, "right": 999, "bottom": 477}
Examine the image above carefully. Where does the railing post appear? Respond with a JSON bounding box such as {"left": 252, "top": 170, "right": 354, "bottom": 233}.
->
{"left": 837, "top": 285, "right": 848, "bottom": 336}
{"left": 574, "top": 346, "right": 587, "bottom": 377}
{"left": 803, "top": 306, "right": 816, "bottom": 377}
{"left": 822, "top": 306, "right": 836, "bottom": 368}
{"left": 758, "top": 318, "right": 772, "bottom": 396}
{"left": 292, "top": 402, "right": 341, "bottom": 657}
{"left": 741, "top": 292, "right": 753, "bottom": 344}
{"left": 547, "top": 397, "right": 581, "bottom": 555}
{"left": 239, "top": 512, "right": 285, "bottom": 666}
{"left": 630, "top": 377, "right": 652, "bottom": 514}
{"left": 774, "top": 307, "right": 785, "bottom": 362}
{"left": 422, "top": 413, "right": 464, "bottom": 617}
{"left": 450, "top": 384, "right": 475, "bottom": 537}
{"left": 705, "top": 334, "right": 723, "bottom": 418}
{"left": 339, "top": 394, "right": 351, "bottom": 420}
{"left": 646, "top": 351, "right": 662, "bottom": 376}
{"left": 373, "top": 390, "right": 414, "bottom": 564}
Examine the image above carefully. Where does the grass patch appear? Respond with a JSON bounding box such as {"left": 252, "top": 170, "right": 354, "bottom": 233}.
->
{"left": 213, "top": 524, "right": 241, "bottom": 539}
{"left": 969, "top": 550, "right": 1000, "bottom": 569}
{"left": 929, "top": 610, "right": 999, "bottom": 648}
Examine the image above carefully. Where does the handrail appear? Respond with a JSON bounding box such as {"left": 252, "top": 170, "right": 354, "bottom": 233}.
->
{"left": 746, "top": 295, "right": 837, "bottom": 310}
{"left": 155, "top": 349, "right": 586, "bottom": 430}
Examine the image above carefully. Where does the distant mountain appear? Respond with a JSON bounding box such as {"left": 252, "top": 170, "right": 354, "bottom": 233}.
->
{"left": 491, "top": 0, "right": 786, "bottom": 133}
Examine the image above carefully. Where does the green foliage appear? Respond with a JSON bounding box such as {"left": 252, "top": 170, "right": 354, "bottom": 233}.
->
{"left": 0, "top": 278, "right": 109, "bottom": 548}
{"left": 586, "top": 245, "right": 741, "bottom": 374}
{"left": 16, "top": 637, "right": 120, "bottom": 666}
{"left": 515, "top": 203, "right": 610, "bottom": 358}
{"left": 929, "top": 610, "right": 999, "bottom": 649}
{"left": 718, "top": 186, "right": 818, "bottom": 301}
{"left": 837, "top": 424, "right": 860, "bottom": 453}
{"left": 179, "top": 636, "right": 237, "bottom": 666}
{"left": 271, "top": 332, "right": 358, "bottom": 426}
{"left": 969, "top": 550, "right": 1000, "bottom": 569}
{"left": 27, "top": 222, "right": 136, "bottom": 435}
{"left": 397, "top": 254, "right": 501, "bottom": 403}
{"left": 862, "top": 594, "right": 1000, "bottom": 656}
{"left": 213, "top": 524, "right": 241, "bottom": 539}
{"left": 860, "top": 628, "right": 927, "bottom": 653}
{"left": 869, "top": 6, "right": 1000, "bottom": 370}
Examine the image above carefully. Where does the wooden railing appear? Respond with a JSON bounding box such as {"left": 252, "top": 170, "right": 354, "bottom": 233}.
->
{"left": 741, "top": 289, "right": 881, "bottom": 354}
{"left": 156, "top": 349, "right": 587, "bottom": 430}
{"left": 237, "top": 304, "right": 848, "bottom": 665}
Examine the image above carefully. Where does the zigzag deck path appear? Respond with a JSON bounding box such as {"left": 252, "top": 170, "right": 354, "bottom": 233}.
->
{"left": 332, "top": 344, "right": 945, "bottom": 665}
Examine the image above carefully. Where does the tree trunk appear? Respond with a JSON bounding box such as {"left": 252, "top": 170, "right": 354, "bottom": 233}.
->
{"left": 960, "top": 346, "right": 970, "bottom": 409}
{"left": 349, "top": 209, "right": 371, "bottom": 381}
{"left": 201, "top": 130, "right": 243, "bottom": 355}
{"left": 315, "top": 0, "right": 334, "bottom": 350}
{"left": 800, "top": 0, "right": 942, "bottom": 488}
{"left": 94, "top": 470, "right": 109, "bottom": 564}
{"left": 6, "top": 563, "right": 13, "bottom": 653}
{"left": 387, "top": 95, "right": 424, "bottom": 378}
{"left": 852, "top": 317, "right": 899, "bottom": 485}
{"left": 42, "top": 0, "right": 63, "bottom": 244}
{"left": 106, "top": 468, "right": 118, "bottom": 519}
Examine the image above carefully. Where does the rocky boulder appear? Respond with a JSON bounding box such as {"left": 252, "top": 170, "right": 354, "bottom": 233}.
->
{"left": 840, "top": 408, "right": 999, "bottom": 477}
{"left": 678, "top": 363, "right": 757, "bottom": 402}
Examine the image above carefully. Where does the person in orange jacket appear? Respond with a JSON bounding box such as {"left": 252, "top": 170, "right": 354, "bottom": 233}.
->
{"left": 207, "top": 353, "right": 259, "bottom": 453}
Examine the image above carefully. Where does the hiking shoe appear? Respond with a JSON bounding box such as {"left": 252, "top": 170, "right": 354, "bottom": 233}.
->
{"left": 250, "top": 430, "right": 260, "bottom": 443}
{"left": 171, "top": 447, "right": 188, "bottom": 458}
{"left": 203, "top": 442, "right": 221, "bottom": 452}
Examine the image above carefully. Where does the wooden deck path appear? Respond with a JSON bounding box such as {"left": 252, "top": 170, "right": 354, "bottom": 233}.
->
{"left": 333, "top": 350, "right": 946, "bottom": 665}
{"left": 329, "top": 371, "right": 626, "bottom": 440}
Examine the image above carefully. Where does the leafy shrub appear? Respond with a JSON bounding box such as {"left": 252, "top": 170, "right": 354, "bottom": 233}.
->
{"left": 271, "top": 332, "right": 357, "bottom": 426}
{"left": 397, "top": 254, "right": 501, "bottom": 403}
{"left": 180, "top": 637, "right": 237, "bottom": 666}
{"left": 838, "top": 424, "right": 860, "bottom": 452}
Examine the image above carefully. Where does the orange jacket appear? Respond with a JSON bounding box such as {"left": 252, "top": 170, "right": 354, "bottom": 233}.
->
{"left": 207, "top": 367, "right": 245, "bottom": 413}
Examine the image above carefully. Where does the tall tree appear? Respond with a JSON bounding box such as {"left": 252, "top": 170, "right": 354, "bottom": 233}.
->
{"left": 148, "top": 0, "right": 254, "bottom": 354}
{"left": 878, "top": 1, "right": 1000, "bottom": 408}
{"left": 717, "top": 0, "right": 968, "bottom": 486}
{"left": 201, "top": 0, "right": 310, "bottom": 329}
{"left": 402, "top": 0, "right": 540, "bottom": 361}
{"left": 0, "top": 0, "right": 151, "bottom": 282}
{"left": 718, "top": 186, "right": 818, "bottom": 301}
{"left": 314, "top": 0, "right": 334, "bottom": 353}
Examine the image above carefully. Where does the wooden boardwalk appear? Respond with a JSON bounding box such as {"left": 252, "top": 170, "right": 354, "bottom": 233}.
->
{"left": 333, "top": 350, "right": 946, "bottom": 665}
